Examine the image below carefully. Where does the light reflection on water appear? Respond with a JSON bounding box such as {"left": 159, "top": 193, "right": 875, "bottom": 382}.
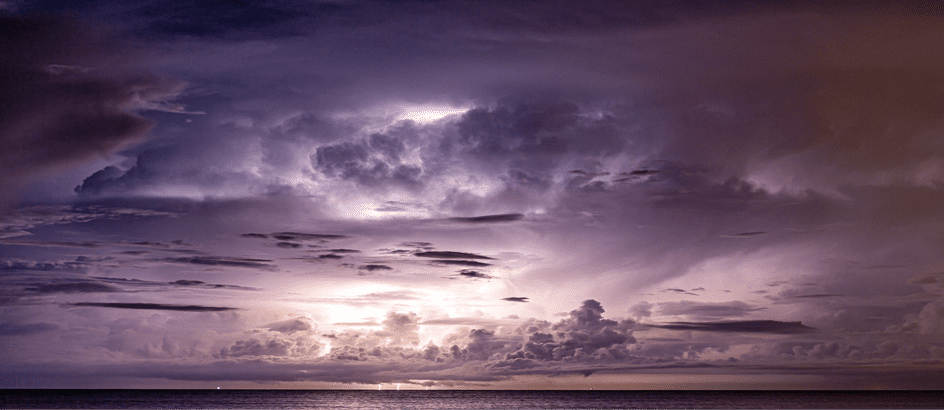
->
{"left": 1, "top": 390, "right": 941, "bottom": 409}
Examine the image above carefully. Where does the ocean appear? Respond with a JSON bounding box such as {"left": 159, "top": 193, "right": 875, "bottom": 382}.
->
{"left": 1, "top": 390, "right": 941, "bottom": 409}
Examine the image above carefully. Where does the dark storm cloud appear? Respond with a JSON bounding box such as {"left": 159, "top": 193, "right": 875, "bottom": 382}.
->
{"left": 502, "top": 297, "right": 529, "bottom": 303}
{"left": 65, "top": 302, "right": 238, "bottom": 312}
{"left": 415, "top": 251, "right": 493, "bottom": 260}
{"left": 7, "top": 0, "right": 944, "bottom": 389}
{"left": 313, "top": 137, "right": 423, "bottom": 190}
{"left": 163, "top": 256, "right": 276, "bottom": 270}
{"left": 447, "top": 102, "right": 629, "bottom": 176}
{"left": 647, "top": 320, "right": 815, "bottom": 334}
{"left": 449, "top": 213, "right": 524, "bottom": 223}
{"left": 0, "top": 14, "right": 190, "bottom": 203}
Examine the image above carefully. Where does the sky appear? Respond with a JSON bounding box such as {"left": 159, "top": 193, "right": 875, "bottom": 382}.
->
{"left": 2, "top": 0, "right": 944, "bottom": 389}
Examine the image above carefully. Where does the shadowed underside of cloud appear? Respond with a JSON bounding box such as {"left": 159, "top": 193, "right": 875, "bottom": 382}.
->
{"left": 271, "top": 232, "right": 347, "bottom": 241}
{"left": 431, "top": 260, "right": 491, "bottom": 267}
{"left": 65, "top": 302, "right": 238, "bottom": 312}
{"left": 164, "top": 256, "right": 276, "bottom": 270}
{"left": 647, "top": 320, "right": 815, "bottom": 334}
{"left": 502, "top": 297, "right": 529, "bottom": 303}
{"left": 415, "top": 251, "right": 494, "bottom": 260}
{"left": 358, "top": 264, "right": 392, "bottom": 272}
{"left": 458, "top": 270, "right": 493, "bottom": 279}
{"left": 720, "top": 231, "right": 768, "bottom": 238}
{"left": 449, "top": 213, "right": 524, "bottom": 223}
{"left": 656, "top": 300, "right": 766, "bottom": 319}
{"left": 168, "top": 279, "right": 256, "bottom": 290}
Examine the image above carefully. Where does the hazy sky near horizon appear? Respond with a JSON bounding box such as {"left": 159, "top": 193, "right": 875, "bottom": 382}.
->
{"left": 2, "top": 0, "right": 944, "bottom": 389}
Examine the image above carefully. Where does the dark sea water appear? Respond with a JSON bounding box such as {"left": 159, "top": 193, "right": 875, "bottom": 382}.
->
{"left": 1, "top": 390, "right": 942, "bottom": 409}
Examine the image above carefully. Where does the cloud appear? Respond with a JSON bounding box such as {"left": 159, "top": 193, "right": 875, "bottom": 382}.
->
{"left": 266, "top": 317, "right": 315, "bottom": 334}
{"left": 312, "top": 134, "right": 423, "bottom": 190}
{"left": 0, "top": 205, "right": 177, "bottom": 239}
{"left": 656, "top": 301, "right": 766, "bottom": 319}
{"left": 491, "top": 300, "right": 638, "bottom": 366}
{"left": 449, "top": 213, "right": 524, "bottom": 223}
{"left": 661, "top": 288, "right": 699, "bottom": 296}
{"left": 271, "top": 232, "right": 347, "bottom": 241}
{"left": 220, "top": 329, "right": 321, "bottom": 358}
{"left": 27, "top": 282, "right": 121, "bottom": 294}
{"left": 431, "top": 260, "right": 491, "bottom": 267}
{"left": 458, "top": 270, "right": 493, "bottom": 279}
{"left": 241, "top": 233, "right": 268, "bottom": 239}
{"left": 163, "top": 256, "right": 276, "bottom": 270}
{"left": 65, "top": 302, "right": 238, "bottom": 312}
{"left": 0, "top": 258, "right": 90, "bottom": 273}
{"left": 0, "top": 14, "right": 191, "bottom": 203}
{"left": 647, "top": 320, "right": 815, "bottom": 334}
{"left": 167, "top": 279, "right": 255, "bottom": 290}
{"left": 358, "top": 264, "right": 392, "bottom": 272}
{"left": 720, "top": 231, "right": 768, "bottom": 238}
{"left": 502, "top": 297, "right": 529, "bottom": 303}
{"left": 414, "top": 251, "right": 494, "bottom": 260}
{"left": 399, "top": 242, "right": 434, "bottom": 249}
{"left": 0, "top": 322, "right": 60, "bottom": 337}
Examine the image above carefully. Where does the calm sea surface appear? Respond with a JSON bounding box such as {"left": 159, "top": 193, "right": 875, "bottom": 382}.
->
{"left": 1, "top": 390, "right": 942, "bottom": 409}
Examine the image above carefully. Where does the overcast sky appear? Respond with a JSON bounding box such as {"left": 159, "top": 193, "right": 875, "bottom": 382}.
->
{"left": 2, "top": 0, "right": 944, "bottom": 389}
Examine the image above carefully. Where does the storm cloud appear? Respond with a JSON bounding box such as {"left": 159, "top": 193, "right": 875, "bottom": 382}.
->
{"left": 3, "top": 0, "right": 944, "bottom": 390}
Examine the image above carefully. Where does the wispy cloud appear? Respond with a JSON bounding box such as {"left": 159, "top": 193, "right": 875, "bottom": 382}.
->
{"left": 449, "top": 213, "right": 524, "bottom": 223}
{"left": 64, "top": 302, "right": 238, "bottom": 312}
{"left": 415, "top": 251, "right": 494, "bottom": 260}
